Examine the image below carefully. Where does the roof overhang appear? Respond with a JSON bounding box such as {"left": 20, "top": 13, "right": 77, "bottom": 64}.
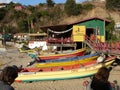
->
{"left": 40, "top": 17, "right": 111, "bottom": 33}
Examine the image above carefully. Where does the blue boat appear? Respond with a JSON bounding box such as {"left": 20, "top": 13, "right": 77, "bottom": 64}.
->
{"left": 38, "top": 52, "right": 100, "bottom": 63}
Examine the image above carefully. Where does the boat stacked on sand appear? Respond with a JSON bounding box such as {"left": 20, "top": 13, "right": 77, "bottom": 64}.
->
{"left": 36, "top": 53, "right": 99, "bottom": 68}
{"left": 19, "top": 52, "right": 100, "bottom": 72}
{"left": 29, "top": 48, "right": 86, "bottom": 60}
{"left": 17, "top": 45, "right": 117, "bottom": 82}
{"left": 19, "top": 56, "right": 116, "bottom": 72}
{"left": 15, "top": 56, "right": 116, "bottom": 82}
{"left": 39, "top": 52, "right": 99, "bottom": 63}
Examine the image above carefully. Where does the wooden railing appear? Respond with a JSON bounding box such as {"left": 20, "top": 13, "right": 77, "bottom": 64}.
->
{"left": 46, "top": 37, "right": 74, "bottom": 44}
{"left": 85, "top": 35, "right": 120, "bottom": 55}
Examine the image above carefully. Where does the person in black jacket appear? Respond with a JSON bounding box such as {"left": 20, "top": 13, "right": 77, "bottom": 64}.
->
{"left": 0, "top": 66, "right": 18, "bottom": 90}
{"left": 91, "top": 66, "right": 112, "bottom": 90}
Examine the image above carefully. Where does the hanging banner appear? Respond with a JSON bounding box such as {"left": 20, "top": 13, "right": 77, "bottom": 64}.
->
{"left": 72, "top": 25, "right": 86, "bottom": 42}
{"left": 48, "top": 28, "right": 72, "bottom": 34}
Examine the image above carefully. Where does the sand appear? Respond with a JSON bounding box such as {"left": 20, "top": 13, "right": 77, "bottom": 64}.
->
{"left": 0, "top": 46, "right": 120, "bottom": 90}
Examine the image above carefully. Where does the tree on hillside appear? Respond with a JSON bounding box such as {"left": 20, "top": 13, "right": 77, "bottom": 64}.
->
{"left": 17, "top": 19, "right": 29, "bottom": 33}
{"left": 47, "top": 6, "right": 63, "bottom": 25}
{"left": 6, "top": 2, "right": 15, "bottom": 10}
{"left": 82, "top": 3, "right": 94, "bottom": 11}
{"left": 12, "top": 10, "right": 27, "bottom": 19}
{"left": 106, "top": 0, "right": 120, "bottom": 10}
{"left": 46, "top": 0, "right": 55, "bottom": 7}
{"left": 105, "top": 19, "right": 116, "bottom": 41}
{"left": 27, "top": 6, "right": 36, "bottom": 13}
{"left": 0, "top": 8, "right": 7, "bottom": 21}
{"left": 65, "top": 0, "right": 76, "bottom": 16}
{"left": 65, "top": 0, "right": 82, "bottom": 16}
{"left": 74, "top": 4, "right": 82, "bottom": 15}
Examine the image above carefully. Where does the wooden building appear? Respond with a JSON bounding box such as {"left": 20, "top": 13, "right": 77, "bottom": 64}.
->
{"left": 40, "top": 17, "right": 110, "bottom": 50}
{"left": 14, "top": 5, "right": 24, "bottom": 10}
{"left": 0, "top": 3, "right": 7, "bottom": 8}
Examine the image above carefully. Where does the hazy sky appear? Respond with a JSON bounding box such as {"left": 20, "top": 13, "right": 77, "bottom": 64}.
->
{"left": 0, "top": 0, "right": 85, "bottom": 5}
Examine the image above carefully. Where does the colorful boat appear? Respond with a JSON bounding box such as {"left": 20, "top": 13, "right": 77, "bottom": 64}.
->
{"left": 15, "top": 59, "right": 115, "bottom": 82}
{"left": 19, "top": 56, "right": 116, "bottom": 72}
{"left": 40, "top": 53, "right": 100, "bottom": 63}
{"left": 36, "top": 53, "right": 99, "bottom": 68}
{"left": 37, "top": 48, "right": 86, "bottom": 60}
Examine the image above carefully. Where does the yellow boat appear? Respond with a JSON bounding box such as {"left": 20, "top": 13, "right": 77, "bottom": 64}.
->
{"left": 28, "top": 48, "right": 86, "bottom": 60}
{"left": 15, "top": 59, "right": 115, "bottom": 82}
{"left": 36, "top": 55, "right": 98, "bottom": 68}
{"left": 37, "top": 48, "right": 86, "bottom": 60}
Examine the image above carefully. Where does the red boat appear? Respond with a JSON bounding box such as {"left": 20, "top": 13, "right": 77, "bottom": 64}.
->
{"left": 37, "top": 48, "right": 86, "bottom": 60}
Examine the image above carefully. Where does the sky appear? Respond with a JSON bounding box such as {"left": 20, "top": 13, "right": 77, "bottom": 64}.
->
{"left": 0, "top": 0, "right": 85, "bottom": 6}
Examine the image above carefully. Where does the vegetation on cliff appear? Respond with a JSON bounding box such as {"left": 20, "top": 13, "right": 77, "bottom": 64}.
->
{"left": 0, "top": 0, "right": 120, "bottom": 41}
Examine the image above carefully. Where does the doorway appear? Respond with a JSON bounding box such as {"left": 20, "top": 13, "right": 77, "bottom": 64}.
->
{"left": 86, "top": 28, "right": 94, "bottom": 38}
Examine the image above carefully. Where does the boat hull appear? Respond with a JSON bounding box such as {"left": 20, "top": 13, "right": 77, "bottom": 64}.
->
{"left": 20, "top": 56, "right": 116, "bottom": 72}
{"left": 36, "top": 54, "right": 98, "bottom": 68}
{"left": 15, "top": 60, "right": 115, "bottom": 82}
{"left": 38, "top": 48, "right": 86, "bottom": 60}
{"left": 42, "top": 53, "right": 100, "bottom": 63}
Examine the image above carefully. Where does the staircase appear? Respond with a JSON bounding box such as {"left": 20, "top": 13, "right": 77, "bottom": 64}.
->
{"left": 84, "top": 35, "right": 97, "bottom": 50}
{"left": 85, "top": 35, "right": 120, "bottom": 55}
{"left": 84, "top": 40, "right": 94, "bottom": 50}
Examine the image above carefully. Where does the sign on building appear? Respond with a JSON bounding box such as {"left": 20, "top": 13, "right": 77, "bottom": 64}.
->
{"left": 72, "top": 25, "right": 86, "bottom": 42}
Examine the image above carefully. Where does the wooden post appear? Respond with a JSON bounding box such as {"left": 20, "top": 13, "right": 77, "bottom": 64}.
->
{"left": 61, "top": 37, "right": 63, "bottom": 53}
{"left": 75, "top": 42, "right": 77, "bottom": 50}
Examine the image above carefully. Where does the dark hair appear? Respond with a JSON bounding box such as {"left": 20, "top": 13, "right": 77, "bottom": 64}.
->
{"left": 0, "top": 66, "right": 18, "bottom": 85}
{"left": 95, "top": 66, "right": 110, "bottom": 83}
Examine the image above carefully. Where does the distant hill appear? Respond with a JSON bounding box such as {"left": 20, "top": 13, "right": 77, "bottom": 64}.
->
{"left": 0, "top": 1, "right": 120, "bottom": 33}
{"left": 60, "top": 1, "right": 120, "bottom": 24}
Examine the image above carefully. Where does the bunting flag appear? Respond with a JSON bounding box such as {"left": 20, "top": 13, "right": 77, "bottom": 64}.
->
{"left": 48, "top": 28, "right": 72, "bottom": 34}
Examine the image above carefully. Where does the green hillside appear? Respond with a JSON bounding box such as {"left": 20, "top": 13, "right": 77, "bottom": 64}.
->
{"left": 0, "top": 0, "right": 120, "bottom": 34}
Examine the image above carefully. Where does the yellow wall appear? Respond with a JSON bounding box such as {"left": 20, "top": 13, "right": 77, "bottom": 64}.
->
{"left": 97, "top": 35, "right": 105, "bottom": 42}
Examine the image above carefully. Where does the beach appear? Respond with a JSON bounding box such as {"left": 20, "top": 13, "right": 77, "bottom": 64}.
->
{"left": 0, "top": 46, "right": 120, "bottom": 90}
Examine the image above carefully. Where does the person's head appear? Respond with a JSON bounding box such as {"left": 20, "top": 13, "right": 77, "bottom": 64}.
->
{"left": 0, "top": 66, "right": 18, "bottom": 85}
{"left": 95, "top": 66, "right": 110, "bottom": 83}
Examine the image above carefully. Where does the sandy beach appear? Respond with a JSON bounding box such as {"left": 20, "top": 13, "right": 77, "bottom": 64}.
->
{"left": 0, "top": 46, "right": 120, "bottom": 90}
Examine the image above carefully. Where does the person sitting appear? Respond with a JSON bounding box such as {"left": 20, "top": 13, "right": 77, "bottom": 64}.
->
{"left": 91, "top": 66, "right": 112, "bottom": 90}
{"left": 0, "top": 66, "right": 18, "bottom": 90}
